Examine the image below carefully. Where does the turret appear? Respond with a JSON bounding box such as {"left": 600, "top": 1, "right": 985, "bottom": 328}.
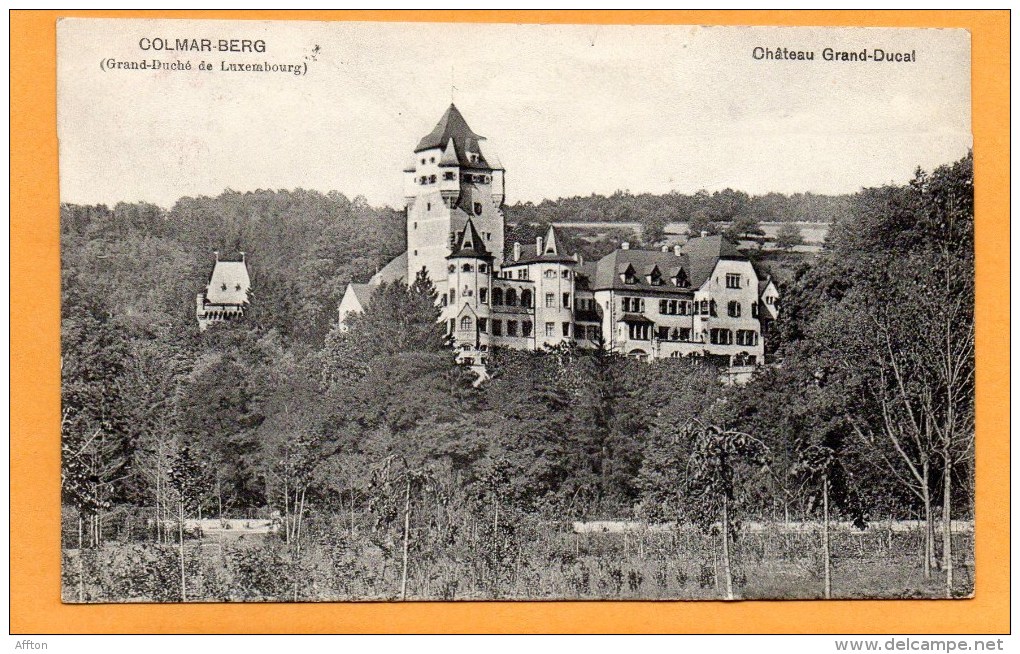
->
{"left": 405, "top": 104, "right": 506, "bottom": 291}
{"left": 445, "top": 217, "right": 494, "bottom": 361}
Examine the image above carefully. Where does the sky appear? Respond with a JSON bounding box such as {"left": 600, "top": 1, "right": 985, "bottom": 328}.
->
{"left": 57, "top": 19, "right": 972, "bottom": 209}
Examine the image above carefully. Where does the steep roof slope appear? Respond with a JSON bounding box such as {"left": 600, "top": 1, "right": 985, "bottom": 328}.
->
{"left": 205, "top": 260, "right": 250, "bottom": 305}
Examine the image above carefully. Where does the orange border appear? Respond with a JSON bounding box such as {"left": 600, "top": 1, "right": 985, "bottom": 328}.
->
{"left": 11, "top": 10, "right": 1009, "bottom": 634}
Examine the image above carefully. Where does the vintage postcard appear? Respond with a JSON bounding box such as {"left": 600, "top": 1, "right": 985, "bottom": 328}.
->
{"left": 56, "top": 17, "right": 974, "bottom": 603}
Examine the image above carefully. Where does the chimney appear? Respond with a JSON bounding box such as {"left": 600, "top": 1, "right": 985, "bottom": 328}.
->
{"left": 578, "top": 253, "right": 584, "bottom": 265}
{"left": 213, "top": 249, "right": 219, "bottom": 262}
{"left": 674, "top": 244, "right": 683, "bottom": 256}
{"left": 536, "top": 236, "right": 544, "bottom": 255}
{"left": 701, "top": 230, "right": 709, "bottom": 238}
{"left": 661, "top": 245, "right": 669, "bottom": 253}
{"left": 239, "top": 251, "right": 246, "bottom": 262}
{"left": 513, "top": 242, "right": 522, "bottom": 262}
{"left": 621, "top": 241, "right": 630, "bottom": 250}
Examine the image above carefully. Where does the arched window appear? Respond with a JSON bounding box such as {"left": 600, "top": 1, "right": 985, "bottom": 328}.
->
{"left": 492, "top": 288, "right": 503, "bottom": 305}
{"left": 448, "top": 264, "right": 456, "bottom": 273}
{"left": 462, "top": 263, "right": 474, "bottom": 272}
{"left": 506, "top": 288, "right": 518, "bottom": 306}
{"left": 520, "top": 289, "right": 532, "bottom": 308}
{"left": 460, "top": 316, "right": 473, "bottom": 331}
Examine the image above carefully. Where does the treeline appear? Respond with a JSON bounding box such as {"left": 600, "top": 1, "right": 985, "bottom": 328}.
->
{"left": 507, "top": 188, "right": 853, "bottom": 226}
{"left": 61, "top": 154, "right": 974, "bottom": 598}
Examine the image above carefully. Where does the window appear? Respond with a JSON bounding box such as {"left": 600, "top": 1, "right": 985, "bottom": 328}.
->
{"left": 659, "top": 299, "right": 668, "bottom": 314}
{"left": 521, "top": 290, "right": 532, "bottom": 307}
{"left": 736, "top": 330, "right": 759, "bottom": 346}
{"left": 622, "top": 297, "right": 644, "bottom": 313}
{"left": 421, "top": 158, "right": 426, "bottom": 165}
{"left": 726, "top": 273, "right": 741, "bottom": 289}
{"left": 751, "top": 303, "right": 758, "bottom": 318}
{"left": 441, "top": 295, "right": 448, "bottom": 307}
{"left": 449, "top": 318, "right": 455, "bottom": 333}
{"left": 699, "top": 299, "right": 709, "bottom": 315}
{"left": 506, "top": 289, "right": 518, "bottom": 306}
{"left": 443, "top": 171, "right": 455, "bottom": 181}
{"left": 507, "top": 320, "right": 518, "bottom": 336}
{"left": 429, "top": 157, "right": 435, "bottom": 163}
{"left": 492, "top": 288, "right": 503, "bottom": 305}
{"left": 544, "top": 270, "right": 557, "bottom": 279}
{"left": 766, "top": 295, "right": 776, "bottom": 306}
{"left": 479, "top": 288, "right": 488, "bottom": 304}
{"left": 414, "top": 222, "right": 418, "bottom": 230}
{"left": 522, "top": 321, "right": 533, "bottom": 337}
{"left": 586, "top": 325, "right": 601, "bottom": 341}
{"left": 676, "top": 270, "right": 689, "bottom": 287}
{"left": 628, "top": 323, "right": 651, "bottom": 340}
{"left": 460, "top": 316, "right": 473, "bottom": 331}
{"left": 474, "top": 202, "right": 483, "bottom": 215}
{"left": 426, "top": 202, "right": 431, "bottom": 211}
{"left": 563, "top": 293, "right": 571, "bottom": 308}
{"left": 545, "top": 322, "right": 555, "bottom": 337}
{"left": 429, "top": 175, "right": 436, "bottom": 184}
{"left": 450, "top": 289, "right": 456, "bottom": 303}
{"left": 517, "top": 269, "right": 528, "bottom": 280}
{"left": 657, "top": 326, "right": 670, "bottom": 340}
{"left": 710, "top": 300, "right": 718, "bottom": 317}
{"left": 413, "top": 250, "right": 417, "bottom": 256}
{"left": 545, "top": 293, "right": 555, "bottom": 308}
{"left": 492, "top": 320, "right": 503, "bottom": 336}
{"left": 562, "top": 322, "right": 571, "bottom": 337}
{"left": 710, "top": 328, "right": 733, "bottom": 345}
{"left": 562, "top": 270, "right": 570, "bottom": 279}
{"left": 478, "top": 318, "right": 487, "bottom": 333}
{"left": 479, "top": 264, "right": 488, "bottom": 273}
{"left": 728, "top": 301, "right": 741, "bottom": 318}
{"left": 462, "top": 263, "right": 474, "bottom": 272}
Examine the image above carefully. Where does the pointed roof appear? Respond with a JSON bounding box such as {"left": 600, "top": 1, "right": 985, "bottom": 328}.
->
{"left": 415, "top": 104, "right": 486, "bottom": 160}
{"left": 205, "top": 257, "right": 250, "bottom": 305}
{"left": 506, "top": 225, "right": 577, "bottom": 265}
{"left": 543, "top": 225, "right": 559, "bottom": 255}
{"left": 448, "top": 217, "right": 493, "bottom": 260}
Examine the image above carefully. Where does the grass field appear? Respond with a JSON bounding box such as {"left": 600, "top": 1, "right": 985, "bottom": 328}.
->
{"left": 61, "top": 515, "right": 973, "bottom": 602}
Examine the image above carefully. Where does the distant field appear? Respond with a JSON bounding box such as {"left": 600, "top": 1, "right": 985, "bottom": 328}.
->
{"left": 550, "top": 221, "right": 830, "bottom": 253}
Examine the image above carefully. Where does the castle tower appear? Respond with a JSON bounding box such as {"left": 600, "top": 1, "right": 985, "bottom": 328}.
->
{"left": 404, "top": 104, "right": 505, "bottom": 295}
{"left": 445, "top": 217, "right": 494, "bottom": 363}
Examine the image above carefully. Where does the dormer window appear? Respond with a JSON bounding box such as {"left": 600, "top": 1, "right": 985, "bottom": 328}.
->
{"left": 675, "top": 269, "right": 689, "bottom": 288}
{"left": 620, "top": 265, "right": 638, "bottom": 284}
{"left": 648, "top": 267, "right": 663, "bottom": 286}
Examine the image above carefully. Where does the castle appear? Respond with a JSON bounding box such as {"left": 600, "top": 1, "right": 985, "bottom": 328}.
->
{"left": 338, "top": 104, "right": 779, "bottom": 379}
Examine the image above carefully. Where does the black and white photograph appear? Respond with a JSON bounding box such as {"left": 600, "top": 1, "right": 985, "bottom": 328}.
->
{"left": 57, "top": 18, "right": 975, "bottom": 602}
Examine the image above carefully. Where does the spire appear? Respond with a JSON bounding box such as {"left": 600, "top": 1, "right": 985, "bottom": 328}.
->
{"left": 544, "top": 225, "right": 559, "bottom": 255}
{"left": 415, "top": 104, "right": 487, "bottom": 167}
{"left": 448, "top": 216, "right": 493, "bottom": 260}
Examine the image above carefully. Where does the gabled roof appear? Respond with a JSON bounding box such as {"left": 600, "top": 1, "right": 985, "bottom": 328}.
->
{"left": 448, "top": 217, "right": 493, "bottom": 260}
{"left": 205, "top": 259, "right": 250, "bottom": 305}
{"left": 589, "top": 248, "right": 693, "bottom": 293}
{"left": 508, "top": 225, "right": 578, "bottom": 265}
{"left": 347, "top": 282, "right": 374, "bottom": 306}
{"left": 681, "top": 235, "right": 746, "bottom": 288}
{"left": 370, "top": 251, "right": 408, "bottom": 286}
{"left": 415, "top": 104, "right": 490, "bottom": 169}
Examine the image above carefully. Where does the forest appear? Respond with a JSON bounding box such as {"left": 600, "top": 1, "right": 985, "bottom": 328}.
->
{"left": 61, "top": 154, "right": 974, "bottom": 601}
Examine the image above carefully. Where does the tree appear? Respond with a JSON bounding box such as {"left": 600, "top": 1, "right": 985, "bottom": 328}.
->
{"left": 686, "top": 419, "right": 769, "bottom": 600}
{"left": 774, "top": 222, "right": 804, "bottom": 251}
{"left": 724, "top": 214, "right": 764, "bottom": 244}
{"left": 687, "top": 208, "right": 719, "bottom": 238}
{"left": 322, "top": 268, "right": 446, "bottom": 388}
